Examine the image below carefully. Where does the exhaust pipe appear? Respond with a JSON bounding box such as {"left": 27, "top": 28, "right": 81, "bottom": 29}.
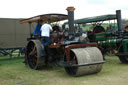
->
{"left": 66, "top": 7, "right": 75, "bottom": 34}
{"left": 116, "top": 10, "right": 123, "bottom": 32}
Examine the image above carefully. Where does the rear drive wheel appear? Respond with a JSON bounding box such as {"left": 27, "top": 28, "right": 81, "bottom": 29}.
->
{"left": 26, "top": 40, "right": 45, "bottom": 69}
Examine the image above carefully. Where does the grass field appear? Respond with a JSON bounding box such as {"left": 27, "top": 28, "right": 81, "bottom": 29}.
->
{"left": 0, "top": 55, "right": 128, "bottom": 85}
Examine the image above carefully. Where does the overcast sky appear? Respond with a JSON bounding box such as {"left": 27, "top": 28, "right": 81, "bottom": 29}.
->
{"left": 0, "top": 0, "right": 128, "bottom": 19}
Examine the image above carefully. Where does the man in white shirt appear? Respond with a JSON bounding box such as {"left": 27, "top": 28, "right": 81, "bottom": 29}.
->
{"left": 40, "top": 21, "right": 53, "bottom": 46}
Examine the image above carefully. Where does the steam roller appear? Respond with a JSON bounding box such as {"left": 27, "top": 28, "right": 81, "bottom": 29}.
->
{"left": 21, "top": 7, "right": 105, "bottom": 77}
{"left": 64, "top": 47, "right": 104, "bottom": 76}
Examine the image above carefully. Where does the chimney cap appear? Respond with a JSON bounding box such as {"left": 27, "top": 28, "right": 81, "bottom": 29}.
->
{"left": 66, "top": 7, "right": 75, "bottom": 11}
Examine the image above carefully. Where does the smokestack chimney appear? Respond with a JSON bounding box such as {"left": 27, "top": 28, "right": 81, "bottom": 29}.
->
{"left": 116, "top": 10, "right": 123, "bottom": 32}
{"left": 66, "top": 7, "right": 75, "bottom": 34}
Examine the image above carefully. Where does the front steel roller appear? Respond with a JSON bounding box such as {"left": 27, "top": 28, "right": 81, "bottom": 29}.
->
{"left": 26, "top": 40, "right": 45, "bottom": 69}
{"left": 64, "top": 47, "right": 104, "bottom": 76}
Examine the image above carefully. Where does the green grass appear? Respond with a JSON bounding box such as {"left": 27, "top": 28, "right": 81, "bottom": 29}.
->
{"left": 0, "top": 56, "right": 128, "bottom": 85}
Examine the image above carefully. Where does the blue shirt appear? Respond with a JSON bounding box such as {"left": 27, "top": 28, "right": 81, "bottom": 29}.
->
{"left": 33, "top": 24, "right": 41, "bottom": 35}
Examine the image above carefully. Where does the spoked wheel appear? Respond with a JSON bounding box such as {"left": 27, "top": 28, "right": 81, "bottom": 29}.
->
{"left": 27, "top": 44, "right": 37, "bottom": 68}
{"left": 64, "top": 47, "right": 104, "bottom": 76}
{"left": 26, "top": 40, "right": 45, "bottom": 69}
{"left": 93, "top": 25, "right": 105, "bottom": 33}
{"left": 90, "top": 25, "right": 105, "bottom": 42}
